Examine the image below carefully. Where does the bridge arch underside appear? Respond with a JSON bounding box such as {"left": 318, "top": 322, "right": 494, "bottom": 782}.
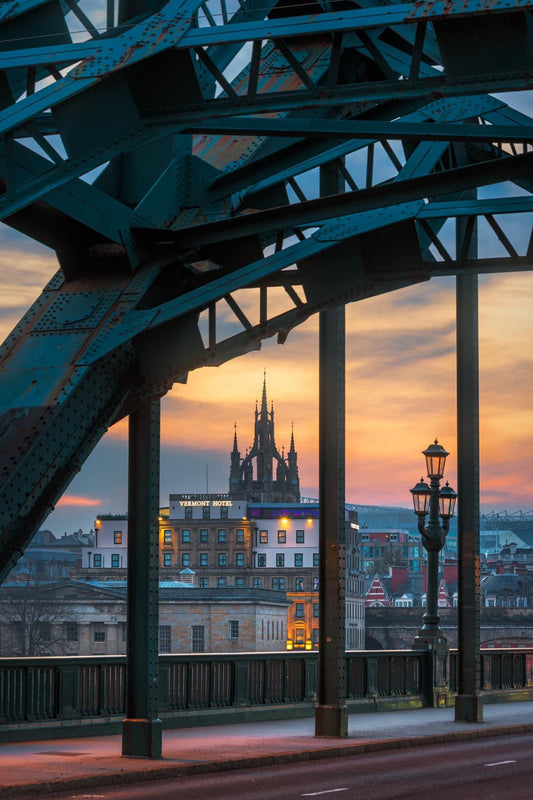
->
{"left": 0, "top": 0, "right": 531, "bottom": 580}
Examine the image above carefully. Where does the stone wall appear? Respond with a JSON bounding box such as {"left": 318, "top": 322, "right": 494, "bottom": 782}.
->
{"left": 365, "top": 607, "right": 533, "bottom": 649}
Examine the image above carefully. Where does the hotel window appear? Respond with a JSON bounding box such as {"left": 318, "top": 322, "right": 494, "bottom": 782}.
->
{"left": 276, "top": 553, "right": 285, "bottom": 567}
{"left": 93, "top": 554, "right": 102, "bottom": 567}
{"left": 200, "top": 553, "right": 208, "bottom": 567}
{"left": 163, "top": 553, "right": 172, "bottom": 567}
{"left": 218, "top": 552, "right": 227, "bottom": 567}
{"left": 163, "top": 530, "right": 172, "bottom": 543}
{"left": 185, "top": 507, "right": 193, "bottom": 520}
{"left": 192, "top": 625, "right": 205, "bottom": 653}
{"left": 312, "top": 629, "right": 319, "bottom": 646}
{"left": 273, "top": 577, "right": 286, "bottom": 590}
{"left": 159, "top": 625, "right": 171, "bottom": 653}
{"left": 296, "top": 530, "right": 305, "bottom": 544}
{"left": 203, "top": 506, "right": 210, "bottom": 519}
{"left": 113, "top": 531, "right": 122, "bottom": 545}
{"left": 218, "top": 577, "right": 227, "bottom": 588}
{"left": 257, "top": 554, "right": 266, "bottom": 567}
{"left": 111, "top": 554, "right": 120, "bottom": 568}
{"left": 253, "top": 578, "right": 262, "bottom": 588}
{"left": 182, "top": 553, "right": 191, "bottom": 567}
{"left": 294, "top": 553, "right": 303, "bottom": 567}
{"left": 218, "top": 529, "right": 227, "bottom": 543}
{"left": 295, "top": 577, "right": 304, "bottom": 592}
{"left": 229, "top": 620, "right": 239, "bottom": 639}
{"left": 295, "top": 603, "right": 305, "bottom": 618}
{"left": 313, "top": 603, "right": 319, "bottom": 618}
{"left": 313, "top": 552, "right": 319, "bottom": 567}
{"left": 235, "top": 577, "right": 245, "bottom": 587}
{"left": 278, "top": 530, "right": 286, "bottom": 543}
{"left": 200, "top": 529, "right": 209, "bottom": 543}
{"left": 236, "top": 529, "right": 245, "bottom": 543}
{"left": 182, "top": 529, "right": 190, "bottom": 543}
{"left": 200, "top": 578, "right": 208, "bottom": 588}
{"left": 260, "top": 530, "right": 268, "bottom": 544}
{"left": 220, "top": 507, "right": 229, "bottom": 520}
{"left": 236, "top": 552, "right": 245, "bottom": 567}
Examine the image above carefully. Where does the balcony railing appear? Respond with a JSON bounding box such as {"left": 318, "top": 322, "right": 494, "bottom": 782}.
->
{"left": 0, "top": 648, "right": 532, "bottom": 741}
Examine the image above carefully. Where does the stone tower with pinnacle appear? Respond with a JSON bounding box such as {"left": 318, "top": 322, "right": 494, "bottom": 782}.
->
{"left": 229, "top": 374, "right": 300, "bottom": 502}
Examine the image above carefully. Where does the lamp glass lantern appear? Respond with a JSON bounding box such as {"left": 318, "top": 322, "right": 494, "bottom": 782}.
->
{"left": 439, "top": 481, "right": 457, "bottom": 519}
{"left": 410, "top": 478, "right": 431, "bottom": 516}
{"left": 422, "top": 439, "right": 449, "bottom": 479}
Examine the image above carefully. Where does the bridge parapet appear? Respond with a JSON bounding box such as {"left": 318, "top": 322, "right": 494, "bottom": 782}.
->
{"left": 0, "top": 648, "right": 531, "bottom": 742}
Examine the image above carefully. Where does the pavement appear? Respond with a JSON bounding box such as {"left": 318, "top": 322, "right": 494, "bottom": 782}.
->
{"left": 2, "top": 702, "right": 533, "bottom": 798}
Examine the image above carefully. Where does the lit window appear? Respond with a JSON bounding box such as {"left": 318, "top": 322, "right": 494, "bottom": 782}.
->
{"left": 113, "top": 531, "right": 122, "bottom": 545}
{"left": 295, "top": 577, "right": 304, "bottom": 591}
{"left": 260, "top": 530, "right": 268, "bottom": 544}
{"left": 296, "top": 530, "right": 305, "bottom": 544}
{"left": 229, "top": 620, "right": 239, "bottom": 639}
{"left": 278, "top": 530, "right": 286, "bottom": 543}
{"left": 163, "top": 530, "right": 172, "bottom": 543}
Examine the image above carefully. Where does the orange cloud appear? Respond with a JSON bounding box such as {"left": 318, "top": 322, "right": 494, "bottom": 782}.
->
{"left": 56, "top": 494, "right": 101, "bottom": 507}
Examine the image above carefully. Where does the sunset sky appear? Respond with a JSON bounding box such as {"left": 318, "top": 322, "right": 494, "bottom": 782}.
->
{"left": 1, "top": 218, "right": 531, "bottom": 536}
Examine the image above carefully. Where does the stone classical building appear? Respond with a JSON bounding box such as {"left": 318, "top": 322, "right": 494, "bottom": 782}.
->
{"left": 0, "top": 579, "right": 290, "bottom": 656}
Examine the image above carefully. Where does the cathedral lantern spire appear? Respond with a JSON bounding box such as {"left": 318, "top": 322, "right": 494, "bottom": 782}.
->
{"left": 228, "top": 375, "right": 300, "bottom": 502}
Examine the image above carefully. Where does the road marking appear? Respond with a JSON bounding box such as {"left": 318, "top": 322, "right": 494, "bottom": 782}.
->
{"left": 485, "top": 760, "right": 517, "bottom": 767}
{"left": 302, "top": 790, "right": 349, "bottom": 797}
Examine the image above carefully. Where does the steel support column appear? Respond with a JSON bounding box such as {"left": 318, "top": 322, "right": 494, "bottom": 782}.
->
{"left": 122, "top": 398, "right": 163, "bottom": 757}
{"left": 315, "top": 302, "right": 348, "bottom": 737}
{"left": 454, "top": 266, "right": 483, "bottom": 722}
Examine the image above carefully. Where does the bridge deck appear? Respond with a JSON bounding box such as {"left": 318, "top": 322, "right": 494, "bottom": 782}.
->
{"left": 1, "top": 701, "right": 533, "bottom": 797}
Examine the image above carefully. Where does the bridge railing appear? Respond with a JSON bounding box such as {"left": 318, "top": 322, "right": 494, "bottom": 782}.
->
{"left": 0, "top": 648, "right": 531, "bottom": 740}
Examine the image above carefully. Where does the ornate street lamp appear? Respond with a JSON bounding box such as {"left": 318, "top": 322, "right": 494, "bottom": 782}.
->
{"left": 410, "top": 439, "right": 457, "bottom": 646}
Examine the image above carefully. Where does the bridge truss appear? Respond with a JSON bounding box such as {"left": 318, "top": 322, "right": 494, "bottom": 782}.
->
{"left": 0, "top": 0, "right": 531, "bottom": 751}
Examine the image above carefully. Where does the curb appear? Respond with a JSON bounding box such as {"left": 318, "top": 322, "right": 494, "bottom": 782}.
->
{"left": 1, "top": 722, "right": 533, "bottom": 798}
